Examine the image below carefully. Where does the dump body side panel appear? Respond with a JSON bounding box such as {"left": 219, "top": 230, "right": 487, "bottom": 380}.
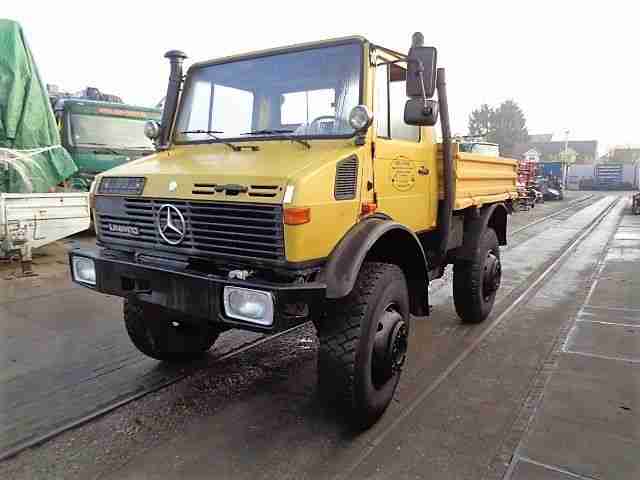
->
{"left": 437, "top": 145, "right": 518, "bottom": 211}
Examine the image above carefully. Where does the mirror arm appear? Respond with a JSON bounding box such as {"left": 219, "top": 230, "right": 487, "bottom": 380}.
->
{"left": 408, "top": 58, "right": 431, "bottom": 115}
{"left": 375, "top": 58, "right": 406, "bottom": 66}
{"left": 417, "top": 70, "right": 430, "bottom": 114}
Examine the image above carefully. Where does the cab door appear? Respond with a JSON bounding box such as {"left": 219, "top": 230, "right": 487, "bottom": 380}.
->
{"left": 372, "top": 58, "right": 434, "bottom": 232}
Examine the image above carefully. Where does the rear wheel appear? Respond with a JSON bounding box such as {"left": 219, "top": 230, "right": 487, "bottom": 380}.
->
{"left": 453, "top": 228, "right": 501, "bottom": 324}
{"left": 124, "top": 298, "right": 220, "bottom": 362}
{"left": 316, "top": 262, "right": 410, "bottom": 429}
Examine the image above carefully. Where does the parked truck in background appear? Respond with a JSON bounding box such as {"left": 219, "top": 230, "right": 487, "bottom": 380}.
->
{"left": 69, "top": 33, "right": 518, "bottom": 427}
{"left": 458, "top": 140, "right": 500, "bottom": 157}
{"left": 50, "top": 95, "right": 161, "bottom": 191}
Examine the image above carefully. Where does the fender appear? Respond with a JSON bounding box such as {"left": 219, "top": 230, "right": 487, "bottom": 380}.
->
{"left": 454, "top": 203, "right": 508, "bottom": 261}
{"left": 318, "top": 216, "right": 430, "bottom": 316}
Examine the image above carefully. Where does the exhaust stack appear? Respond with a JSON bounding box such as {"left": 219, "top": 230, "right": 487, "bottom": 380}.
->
{"left": 158, "top": 49, "right": 187, "bottom": 149}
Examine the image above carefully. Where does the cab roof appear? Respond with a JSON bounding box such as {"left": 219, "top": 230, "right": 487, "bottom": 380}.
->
{"left": 189, "top": 36, "right": 371, "bottom": 72}
{"left": 55, "top": 98, "right": 161, "bottom": 115}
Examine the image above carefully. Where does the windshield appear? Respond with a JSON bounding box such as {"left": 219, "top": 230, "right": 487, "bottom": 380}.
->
{"left": 69, "top": 114, "right": 155, "bottom": 150}
{"left": 175, "top": 42, "right": 362, "bottom": 143}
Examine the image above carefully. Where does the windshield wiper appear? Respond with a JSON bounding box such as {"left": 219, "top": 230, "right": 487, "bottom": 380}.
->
{"left": 241, "top": 129, "right": 310, "bottom": 149}
{"left": 241, "top": 129, "right": 294, "bottom": 135}
{"left": 81, "top": 142, "right": 121, "bottom": 155}
{"left": 285, "top": 135, "right": 311, "bottom": 150}
{"left": 180, "top": 130, "right": 240, "bottom": 151}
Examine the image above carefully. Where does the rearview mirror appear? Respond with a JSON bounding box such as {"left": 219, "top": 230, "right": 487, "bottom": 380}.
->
{"left": 406, "top": 45, "right": 437, "bottom": 99}
{"left": 404, "top": 98, "right": 439, "bottom": 126}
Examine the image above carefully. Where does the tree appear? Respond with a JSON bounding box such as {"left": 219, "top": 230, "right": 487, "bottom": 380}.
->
{"left": 490, "top": 100, "right": 528, "bottom": 156}
{"left": 467, "top": 100, "right": 528, "bottom": 156}
{"left": 549, "top": 148, "right": 577, "bottom": 165}
{"left": 468, "top": 104, "right": 494, "bottom": 138}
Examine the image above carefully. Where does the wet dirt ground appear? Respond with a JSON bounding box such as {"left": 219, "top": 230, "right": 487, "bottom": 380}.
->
{"left": 1, "top": 191, "right": 637, "bottom": 479}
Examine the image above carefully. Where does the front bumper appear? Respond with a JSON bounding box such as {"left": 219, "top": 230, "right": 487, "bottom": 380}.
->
{"left": 69, "top": 248, "right": 326, "bottom": 333}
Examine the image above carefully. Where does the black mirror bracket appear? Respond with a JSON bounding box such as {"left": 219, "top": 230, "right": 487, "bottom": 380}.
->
{"left": 407, "top": 57, "right": 430, "bottom": 114}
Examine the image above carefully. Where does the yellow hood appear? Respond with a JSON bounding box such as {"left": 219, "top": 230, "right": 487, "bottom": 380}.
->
{"left": 99, "top": 139, "right": 359, "bottom": 204}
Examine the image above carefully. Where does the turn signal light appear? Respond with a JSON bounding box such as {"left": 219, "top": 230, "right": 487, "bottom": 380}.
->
{"left": 361, "top": 202, "right": 377, "bottom": 215}
{"left": 284, "top": 207, "right": 311, "bottom": 225}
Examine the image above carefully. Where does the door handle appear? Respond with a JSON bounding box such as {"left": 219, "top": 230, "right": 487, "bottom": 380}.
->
{"left": 418, "top": 166, "right": 429, "bottom": 176}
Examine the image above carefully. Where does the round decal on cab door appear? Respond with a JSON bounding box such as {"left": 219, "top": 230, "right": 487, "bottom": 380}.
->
{"left": 390, "top": 158, "right": 417, "bottom": 192}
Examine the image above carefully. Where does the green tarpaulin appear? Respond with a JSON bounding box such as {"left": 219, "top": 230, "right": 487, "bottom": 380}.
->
{"left": 0, "top": 19, "right": 77, "bottom": 192}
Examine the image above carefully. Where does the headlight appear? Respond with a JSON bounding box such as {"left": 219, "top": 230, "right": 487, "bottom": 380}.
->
{"left": 223, "top": 287, "right": 274, "bottom": 326}
{"left": 348, "top": 104, "right": 373, "bottom": 131}
{"left": 72, "top": 256, "right": 96, "bottom": 285}
{"left": 144, "top": 120, "right": 161, "bottom": 140}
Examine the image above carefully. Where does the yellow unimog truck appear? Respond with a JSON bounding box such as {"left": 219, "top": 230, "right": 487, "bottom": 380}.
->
{"left": 69, "top": 33, "right": 517, "bottom": 428}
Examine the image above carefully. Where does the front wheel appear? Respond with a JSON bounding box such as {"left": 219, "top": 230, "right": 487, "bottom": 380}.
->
{"left": 453, "top": 228, "right": 502, "bottom": 324}
{"left": 316, "top": 262, "right": 410, "bottom": 429}
{"left": 124, "top": 299, "right": 220, "bottom": 362}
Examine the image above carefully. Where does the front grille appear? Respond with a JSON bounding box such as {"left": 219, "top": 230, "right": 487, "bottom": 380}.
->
{"left": 96, "top": 197, "right": 285, "bottom": 261}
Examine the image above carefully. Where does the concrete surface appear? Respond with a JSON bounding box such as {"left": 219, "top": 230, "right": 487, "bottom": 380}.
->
{"left": 1, "top": 192, "right": 637, "bottom": 480}
{"left": 506, "top": 200, "right": 640, "bottom": 480}
{"left": 0, "top": 238, "right": 265, "bottom": 456}
{"left": 0, "top": 193, "right": 595, "bottom": 457}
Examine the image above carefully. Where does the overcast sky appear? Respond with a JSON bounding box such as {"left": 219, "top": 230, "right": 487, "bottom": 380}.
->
{"left": 5, "top": 1, "right": 638, "bottom": 153}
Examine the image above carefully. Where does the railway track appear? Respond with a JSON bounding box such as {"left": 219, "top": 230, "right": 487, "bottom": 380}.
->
{"left": 0, "top": 193, "right": 613, "bottom": 463}
{"left": 333, "top": 195, "right": 621, "bottom": 479}
{"left": 510, "top": 193, "right": 595, "bottom": 236}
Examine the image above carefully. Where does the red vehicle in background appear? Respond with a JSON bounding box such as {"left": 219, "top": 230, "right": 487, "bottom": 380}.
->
{"left": 517, "top": 160, "right": 540, "bottom": 210}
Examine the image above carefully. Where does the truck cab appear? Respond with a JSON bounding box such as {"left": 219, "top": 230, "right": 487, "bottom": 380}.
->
{"left": 52, "top": 98, "right": 161, "bottom": 190}
{"left": 69, "top": 34, "right": 516, "bottom": 428}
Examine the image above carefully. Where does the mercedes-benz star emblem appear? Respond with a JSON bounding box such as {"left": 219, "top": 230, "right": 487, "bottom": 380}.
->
{"left": 157, "top": 204, "right": 186, "bottom": 245}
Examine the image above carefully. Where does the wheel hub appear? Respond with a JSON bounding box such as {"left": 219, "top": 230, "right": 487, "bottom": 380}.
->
{"left": 388, "top": 321, "right": 408, "bottom": 373}
{"left": 483, "top": 252, "right": 502, "bottom": 300}
{"left": 373, "top": 305, "right": 408, "bottom": 386}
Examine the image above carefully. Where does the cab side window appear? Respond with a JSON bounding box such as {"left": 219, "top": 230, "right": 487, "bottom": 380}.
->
{"left": 375, "top": 64, "right": 389, "bottom": 138}
{"left": 375, "top": 61, "right": 420, "bottom": 142}
{"left": 389, "top": 64, "right": 419, "bottom": 142}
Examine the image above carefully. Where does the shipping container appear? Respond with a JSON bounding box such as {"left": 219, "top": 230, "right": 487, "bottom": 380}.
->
{"left": 594, "top": 163, "right": 640, "bottom": 190}
{"left": 539, "top": 162, "right": 564, "bottom": 178}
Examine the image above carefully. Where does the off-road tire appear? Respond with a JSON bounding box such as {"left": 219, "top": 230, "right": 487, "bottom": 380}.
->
{"left": 124, "top": 298, "right": 220, "bottom": 362}
{"left": 316, "top": 262, "right": 410, "bottom": 429}
{"left": 453, "top": 228, "right": 501, "bottom": 324}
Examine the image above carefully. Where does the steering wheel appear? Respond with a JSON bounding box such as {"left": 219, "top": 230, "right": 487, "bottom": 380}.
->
{"left": 309, "top": 115, "right": 337, "bottom": 128}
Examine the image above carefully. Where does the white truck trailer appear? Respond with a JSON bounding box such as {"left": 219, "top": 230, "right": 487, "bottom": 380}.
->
{"left": 0, "top": 20, "right": 90, "bottom": 274}
{"left": 0, "top": 191, "right": 89, "bottom": 274}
